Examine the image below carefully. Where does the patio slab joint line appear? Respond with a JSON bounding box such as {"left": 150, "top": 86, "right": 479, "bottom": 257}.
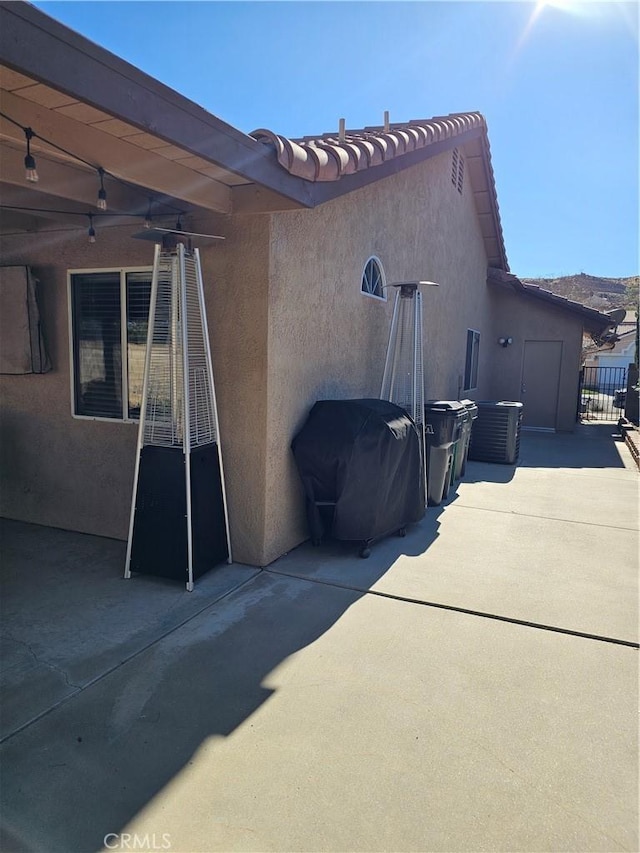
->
{"left": 265, "top": 568, "right": 640, "bottom": 649}
{"left": 450, "top": 503, "right": 638, "bottom": 532}
{"left": 0, "top": 568, "right": 262, "bottom": 746}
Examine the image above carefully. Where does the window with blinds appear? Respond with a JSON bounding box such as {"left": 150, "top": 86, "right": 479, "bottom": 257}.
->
{"left": 464, "top": 329, "right": 480, "bottom": 392}
{"left": 70, "top": 268, "right": 152, "bottom": 421}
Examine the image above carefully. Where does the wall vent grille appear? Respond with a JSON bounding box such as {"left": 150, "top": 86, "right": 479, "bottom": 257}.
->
{"left": 451, "top": 148, "right": 464, "bottom": 194}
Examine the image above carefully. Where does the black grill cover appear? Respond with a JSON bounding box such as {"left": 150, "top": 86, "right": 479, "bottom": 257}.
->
{"left": 291, "top": 399, "right": 425, "bottom": 543}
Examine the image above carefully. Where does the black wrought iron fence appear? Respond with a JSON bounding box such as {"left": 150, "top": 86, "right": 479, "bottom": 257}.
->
{"left": 579, "top": 366, "right": 629, "bottom": 422}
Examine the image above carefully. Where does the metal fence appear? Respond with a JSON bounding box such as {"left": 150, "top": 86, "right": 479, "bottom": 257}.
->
{"left": 579, "top": 366, "right": 629, "bottom": 422}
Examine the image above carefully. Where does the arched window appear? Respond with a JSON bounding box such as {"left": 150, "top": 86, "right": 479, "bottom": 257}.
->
{"left": 361, "top": 257, "right": 386, "bottom": 301}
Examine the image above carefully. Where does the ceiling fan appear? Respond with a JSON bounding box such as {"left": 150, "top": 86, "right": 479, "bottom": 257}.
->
{"left": 131, "top": 226, "right": 225, "bottom": 246}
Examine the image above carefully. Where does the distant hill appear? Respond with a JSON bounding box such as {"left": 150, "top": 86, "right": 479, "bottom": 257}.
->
{"left": 520, "top": 273, "right": 639, "bottom": 313}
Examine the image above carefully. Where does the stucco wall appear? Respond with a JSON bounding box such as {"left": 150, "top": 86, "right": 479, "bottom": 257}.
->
{"left": 263, "top": 149, "right": 492, "bottom": 564}
{"left": 8, "top": 149, "right": 579, "bottom": 568}
{"left": 1, "top": 227, "right": 145, "bottom": 540}
{"left": 487, "top": 285, "right": 584, "bottom": 432}
{"left": 194, "top": 212, "right": 271, "bottom": 565}
{"left": 0, "top": 216, "right": 271, "bottom": 565}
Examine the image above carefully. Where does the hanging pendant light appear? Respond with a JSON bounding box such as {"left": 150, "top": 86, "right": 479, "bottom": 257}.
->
{"left": 24, "top": 128, "right": 38, "bottom": 183}
{"left": 96, "top": 168, "right": 107, "bottom": 211}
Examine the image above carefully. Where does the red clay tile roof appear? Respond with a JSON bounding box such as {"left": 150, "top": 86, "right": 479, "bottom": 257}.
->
{"left": 251, "top": 112, "right": 509, "bottom": 270}
{"left": 252, "top": 113, "right": 484, "bottom": 182}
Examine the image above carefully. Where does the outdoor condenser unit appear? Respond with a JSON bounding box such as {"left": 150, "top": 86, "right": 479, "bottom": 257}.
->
{"left": 380, "top": 281, "right": 438, "bottom": 503}
{"left": 125, "top": 234, "right": 231, "bottom": 590}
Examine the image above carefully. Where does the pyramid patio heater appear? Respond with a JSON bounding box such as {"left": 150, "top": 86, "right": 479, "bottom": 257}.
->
{"left": 125, "top": 229, "right": 231, "bottom": 590}
{"left": 380, "top": 281, "right": 438, "bottom": 504}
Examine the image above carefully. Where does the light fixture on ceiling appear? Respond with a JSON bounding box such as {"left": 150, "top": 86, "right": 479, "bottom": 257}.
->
{"left": 24, "top": 127, "right": 38, "bottom": 183}
{"left": 0, "top": 107, "right": 191, "bottom": 236}
{"left": 87, "top": 214, "right": 96, "bottom": 244}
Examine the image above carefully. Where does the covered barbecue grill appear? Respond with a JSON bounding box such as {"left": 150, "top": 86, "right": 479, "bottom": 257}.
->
{"left": 291, "top": 399, "right": 425, "bottom": 557}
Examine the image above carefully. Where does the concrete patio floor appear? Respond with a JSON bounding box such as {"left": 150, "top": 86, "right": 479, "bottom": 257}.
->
{"left": 0, "top": 424, "right": 638, "bottom": 852}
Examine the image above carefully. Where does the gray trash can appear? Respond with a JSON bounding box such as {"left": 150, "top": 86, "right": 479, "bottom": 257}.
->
{"left": 454, "top": 399, "right": 479, "bottom": 480}
{"left": 468, "top": 401, "right": 524, "bottom": 464}
{"left": 424, "top": 401, "right": 466, "bottom": 505}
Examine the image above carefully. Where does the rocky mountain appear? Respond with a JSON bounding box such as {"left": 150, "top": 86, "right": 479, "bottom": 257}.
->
{"left": 520, "top": 273, "right": 638, "bottom": 314}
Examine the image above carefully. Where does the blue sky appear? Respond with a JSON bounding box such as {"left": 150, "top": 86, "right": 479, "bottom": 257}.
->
{"left": 34, "top": 1, "right": 639, "bottom": 279}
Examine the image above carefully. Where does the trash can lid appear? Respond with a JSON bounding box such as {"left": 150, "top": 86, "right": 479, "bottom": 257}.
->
{"left": 425, "top": 399, "right": 466, "bottom": 413}
{"left": 459, "top": 399, "right": 479, "bottom": 415}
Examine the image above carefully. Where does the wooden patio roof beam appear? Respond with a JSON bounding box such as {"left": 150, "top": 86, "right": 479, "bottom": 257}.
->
{"left": 0, "top": 90, "right": 233, "bottom": 214}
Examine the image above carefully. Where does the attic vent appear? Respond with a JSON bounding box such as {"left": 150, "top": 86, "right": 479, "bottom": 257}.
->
{"left": 451, "top": 148, "right": 464, "bottom": 194}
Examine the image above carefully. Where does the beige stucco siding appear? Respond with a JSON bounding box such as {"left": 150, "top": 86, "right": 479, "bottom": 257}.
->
{"left": 7, "top": 148, "right": 580, "bottom": 569}
{"left": 194, "top": 213, "right": 271, "bottom": 565}
{"left": 488, "top": 286, "right": 584, "bottom": 431}
{"left": 262, "top": 150, "right": 491, "bottom": 564}
{"left": 1, "top": 227, "right": 143, "bottom": 540}
{"left": 0, "top": 217, "right": 270, "bottom": 565}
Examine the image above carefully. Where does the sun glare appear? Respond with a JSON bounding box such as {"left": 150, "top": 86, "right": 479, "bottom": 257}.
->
{"left": 532, "top": 0, "right": 595, "bottom": 21}
{"left": 533, "top": 0, "right": 630, "bottom": 21}
{"left": 535, "top": 0, "right": 577, "bottom": 12}
{"left": 515, "top": 0, "right": 631, "bottom": 60}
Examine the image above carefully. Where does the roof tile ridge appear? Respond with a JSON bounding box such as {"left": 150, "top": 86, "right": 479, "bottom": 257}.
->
{"left": 290, "top": 112, "right": 486, "bottom": 145}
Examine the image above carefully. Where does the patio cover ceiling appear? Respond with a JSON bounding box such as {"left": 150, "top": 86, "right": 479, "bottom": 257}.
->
{"left": 0, "top": 64, "right": 242, "bottom": 231}
{"left": 0, "top": 1, "right": 509, "bottom": 271}
{"left": 0, "top": 1, "right": 314, "bottom": 235}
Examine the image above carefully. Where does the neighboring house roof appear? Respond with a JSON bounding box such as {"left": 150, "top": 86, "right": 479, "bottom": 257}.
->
{"left": 0, "top": 2, "right": 509, "bottom": 270}
{"left": 595, "top": 329, "right": 636, "bottom": 357}
{"left": 487, "top": 267, "right": 616, "bottom": 336}
{"left": 611, "top": 311, "right": 637, "bottom": 338}
{"left": 252, "top": 114, "right": 508, "bottom": 270}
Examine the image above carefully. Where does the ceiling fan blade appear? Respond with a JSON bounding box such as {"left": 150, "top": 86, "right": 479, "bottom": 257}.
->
{"left": 131, "top": 227, "right": 225, "bottom": 242}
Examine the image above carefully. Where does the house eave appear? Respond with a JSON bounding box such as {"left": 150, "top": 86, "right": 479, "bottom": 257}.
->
{"left": 0, "top": 0, "right": 514, "bottom": 249}
{"left": 0, "top": 1, "right": 315, "bottom": 208}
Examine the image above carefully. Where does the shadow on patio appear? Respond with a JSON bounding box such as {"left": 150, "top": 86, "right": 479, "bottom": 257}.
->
{"left": 1, "top": 421, "right": 637, "bottom": 852}
{"left": 0, "top": 505, "right": 445, "bottom": 853}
